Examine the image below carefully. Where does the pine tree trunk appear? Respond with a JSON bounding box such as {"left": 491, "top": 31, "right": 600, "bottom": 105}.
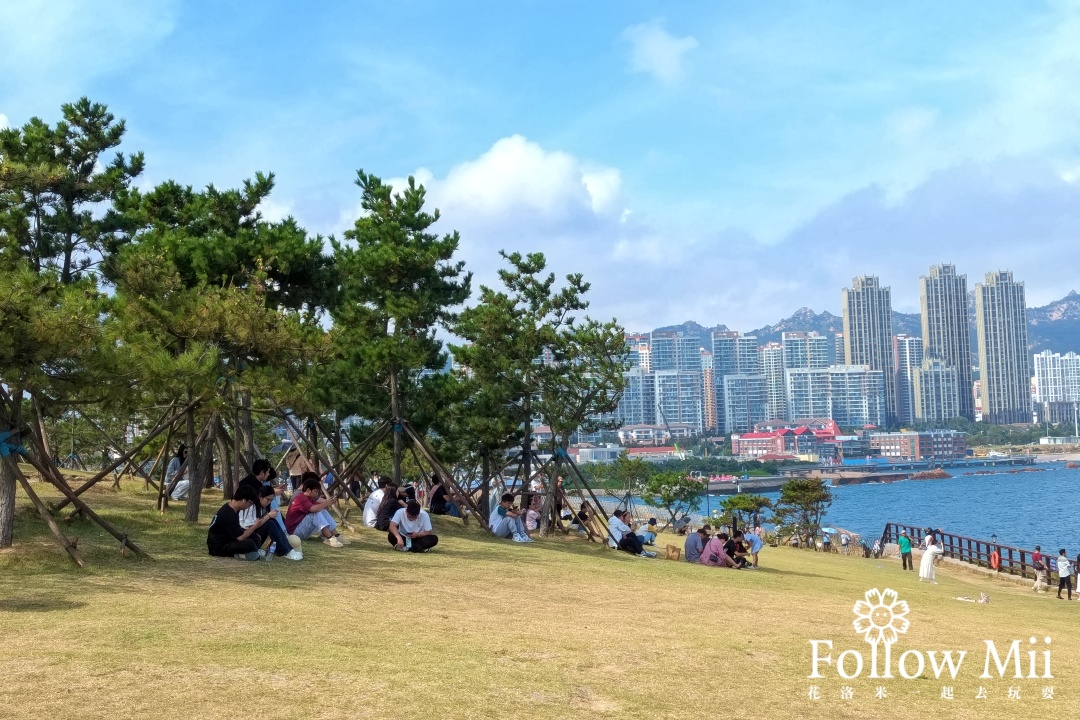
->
{"left": 0, "top": 457, "right": 16, "bottom": 548}
{"left": 389, "top": 370, "right": 403, "bottom": 485}
{"left": 480, "top": 449, "right": 490, "bottom": 523}
{"left": 521, "top": 394, "right": 532, "bottom": 510}
{"left": 183, "top": 404, "right": 200, "bottom": 522}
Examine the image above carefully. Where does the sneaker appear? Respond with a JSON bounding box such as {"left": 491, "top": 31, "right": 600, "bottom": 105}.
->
{"left": 284, "top": 549, "right": 303, "bottom": 561}
{"left": 333, "top": 534, "right": 352, "bottom": 545}
{"left": 323, "top": 536, "right": 345, "bottom": 548}
{"left": 513, "top": 534, "right": 529, "bottom": 543}
{"left": 638, "top": 551, "right": 656, "bottom": 558}
{"left": 522, "top": 535, "right": 535, "bottom": 543}
{"left": 287, "top": 534, "right": 302, "bottom": 550}
{"left": 234, "top": 551, "right": 261, "bottom": 561}
{"left": 257, "top": 549, "right": 267, "bottom": 559}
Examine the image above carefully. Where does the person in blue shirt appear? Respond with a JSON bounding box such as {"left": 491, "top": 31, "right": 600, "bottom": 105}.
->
{"left": 736, "top": 529, "right": 763, "bottom": 569}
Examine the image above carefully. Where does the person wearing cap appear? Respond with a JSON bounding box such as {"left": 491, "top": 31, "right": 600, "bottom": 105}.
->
{"left": 388, "top": 500, "right": 439, "bottom": 553}
{"left": 1056, "top": 549, "right": 1073, "bottom": 600}
{"left": 898, "top": 530, "right": 913, "bottom": 571}
{"left": 1032, "top": 545, "right": 1047, "bottom": 593}
{"left": 684, "top": 525, "right": 709, "bottom": 563}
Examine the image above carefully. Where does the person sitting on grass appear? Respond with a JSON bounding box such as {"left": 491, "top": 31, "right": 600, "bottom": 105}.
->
{"left": 388, "top": 500, "right": 439, "bottom": 553}
{"left": 673, "top": 514, "right": 692, "bottom": 536}
{"left": 609, "top": 509, "right": 655, "bottom": 558}
{"left": 207, "top": 485, "right": 274, "bottom": 560}
{"left": 428, "top": 475, "right": 468, "bottom": 525}
{"left": 285, "top": 473, "right": 348, "bottom": 548}
{"left": 166, "top": 444, "right": 190, "bottom": 501}
{"left": 525, "top": 495, "right": 542, "bottom": 532}
{"left": 247, "top": 486, "right": 303, "bottom": 560}
{"left": 699, "top": 534, "right": 738, "bottom": 568}
{"left": 721, "top": 532, "right": 750, "bottom": 568}
{"left": 637, "top": 517, "right": 658, "bottom": 546}
{"left": 569, "top": 501, "right": 595, "bottom": 536}
{"left": 237, "top": 459, "right": 286, "bottom": 530}
{"left": 363, "top": 477, "right": 389, "bottom": 528}
{"left": 375, "top": 484, "right": 407, "bottom": 532}
{"left": 489, "top": 493, "right": 533, "bottom": 543}
{"left": 684, "top": 525, "right": 710, "bottom": 563}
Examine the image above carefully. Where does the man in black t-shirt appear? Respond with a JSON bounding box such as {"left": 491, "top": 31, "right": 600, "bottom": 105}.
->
{"left": 207, "top": 485, "right": 271, "bottom": 560}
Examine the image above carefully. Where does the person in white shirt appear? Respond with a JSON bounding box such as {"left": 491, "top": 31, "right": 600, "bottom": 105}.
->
{"left": 1056, "top": 549, "right": 1073, "bottom": 600}
{"left": 363, "top": 479, "right": 387, "bottom": 528}
{"left": 609, "top": 510, "right": 655, "bottom": 558}
{"left": 388, "top": 501, "right": 439, "bottom": 553}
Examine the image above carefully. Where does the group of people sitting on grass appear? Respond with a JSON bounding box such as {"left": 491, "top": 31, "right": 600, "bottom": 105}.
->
{"left": 205, "top": 451, "right": 766, "bottom": 565}
{"left": 682, "top": 524, "right": 763, "bottom": 569}
{"left": 207, "top": 460, "right": 358, "bottom": 561}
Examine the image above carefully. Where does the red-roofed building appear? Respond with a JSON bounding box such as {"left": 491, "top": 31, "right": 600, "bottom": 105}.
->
{"left": 732, "top": 426, "right": 822, "bottom": 458}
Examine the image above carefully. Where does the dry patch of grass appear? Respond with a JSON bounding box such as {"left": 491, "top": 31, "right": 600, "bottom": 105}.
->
{"left": 0, "top": 482, "right": 1075, "bottom": 719}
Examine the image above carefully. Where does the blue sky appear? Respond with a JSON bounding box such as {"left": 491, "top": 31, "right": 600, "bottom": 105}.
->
{"left": 3, "top": 1, "right": 1080, "bottom": 331}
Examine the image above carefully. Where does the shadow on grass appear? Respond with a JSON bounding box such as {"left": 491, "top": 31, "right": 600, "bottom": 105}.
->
{"left": 0, "top": 597, "right": 87, "bottom": 612}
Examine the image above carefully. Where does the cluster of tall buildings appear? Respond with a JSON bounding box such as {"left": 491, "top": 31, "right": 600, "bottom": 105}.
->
{"left": 613, "top": 265, "right": 1037, "bottom": 435}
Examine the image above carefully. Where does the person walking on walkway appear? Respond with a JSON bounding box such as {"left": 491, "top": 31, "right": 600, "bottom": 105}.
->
{"left": 1056, "top": 549, "right": 1073, "bottom": 600}
{"left": 1032, "top": 545, "right": 1048, "bottom": 593}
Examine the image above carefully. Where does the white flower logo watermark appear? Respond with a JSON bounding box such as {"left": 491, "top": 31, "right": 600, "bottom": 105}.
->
{"left": 853, "top": 588, "right": 910, "bottom": 645}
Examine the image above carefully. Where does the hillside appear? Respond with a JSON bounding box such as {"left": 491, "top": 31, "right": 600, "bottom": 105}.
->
{"left": 3, "top": 483, "right": 1077, "bottom": 720}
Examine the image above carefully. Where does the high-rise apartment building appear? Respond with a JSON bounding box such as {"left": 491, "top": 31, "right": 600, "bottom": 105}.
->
{"left": 1033, "top": 350, "right": 1080, "bottom": 423}
{"left": 893, "top": 334, "right": 923, "bottom": 425}
{"left": 919, "top": 264, "right": 974, "bottom": 420}
{"left": 723, "top": 374, "right": 769, "bottom": 434}
{"left": 711, "top": 331, "right": 759, "bottom": 433}
{"left": 650, "top": 331, "right": 700, "bottom": 372}
{"left": 784, "top": 365, "right": 884, "bottom": 427}
{"left": 785, "top": 367, "right": 832, "bottom": 421}
{"left": 701, "top": 349, "right": 717, "bottom": 431}
{"left": 827, "top": 365, "right": 886, "bottom": 428}
{"left": 913, "top": 359, "right": 960, "bottom": 423}
{"left": 760, "top": 342, "right": 786, "bottom": 420}
{"left": 654, "top": 370, "right": 704, "bottom": 432}
{"left": 625, "top": 333, "right": 651, "bottom": 371}
{"left": 842, "top": 276, "right": 896, "bottom": 423}
{"left": 782, "top": 331, "right": 830, "bottom": 369}
{"left": 617, "top": 366, "right": 656, "bottom": 426}
{"left": 833, "top": 333, "right": 845, "bottom": 366}
{"left": 975, "top": 271, "right": 1031, "bottom": 424}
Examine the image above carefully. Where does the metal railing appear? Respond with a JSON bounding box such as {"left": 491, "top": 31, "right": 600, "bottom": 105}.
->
{"left": 880, "top": 522, "right": 1058, "bottom": 580}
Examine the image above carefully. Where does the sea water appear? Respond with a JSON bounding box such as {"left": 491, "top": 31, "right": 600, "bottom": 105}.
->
{"left": 692, "top": 461, "right": 1080, "bottom": 551}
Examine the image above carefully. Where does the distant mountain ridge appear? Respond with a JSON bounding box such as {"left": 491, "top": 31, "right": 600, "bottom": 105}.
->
{"left": 648, "top": 291, "right": 1080, "bottom": 356}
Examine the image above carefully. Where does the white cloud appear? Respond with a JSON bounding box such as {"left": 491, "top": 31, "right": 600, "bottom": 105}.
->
{"left": 0, "top": 114, "right": 8, "bottom": 129}
{"left": 622, "top": 20, "right": 698, "bottom": 84}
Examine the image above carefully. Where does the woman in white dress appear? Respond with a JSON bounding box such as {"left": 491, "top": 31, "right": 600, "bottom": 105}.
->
{"left": 919, "top": 533, "right": 942, "bottom": 583}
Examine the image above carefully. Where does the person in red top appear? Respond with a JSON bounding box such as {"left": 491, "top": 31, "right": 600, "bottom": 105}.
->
{"left": 1032, "top": 545, "right": 1048, "bottom": 593}
{"left": 286, "top": 473, "right": 348, "bottom": 548}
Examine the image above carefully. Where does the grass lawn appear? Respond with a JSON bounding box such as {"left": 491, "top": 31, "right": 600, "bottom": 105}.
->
{"left": 0, "top": 480, "right": 1075, "bottom": 719}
